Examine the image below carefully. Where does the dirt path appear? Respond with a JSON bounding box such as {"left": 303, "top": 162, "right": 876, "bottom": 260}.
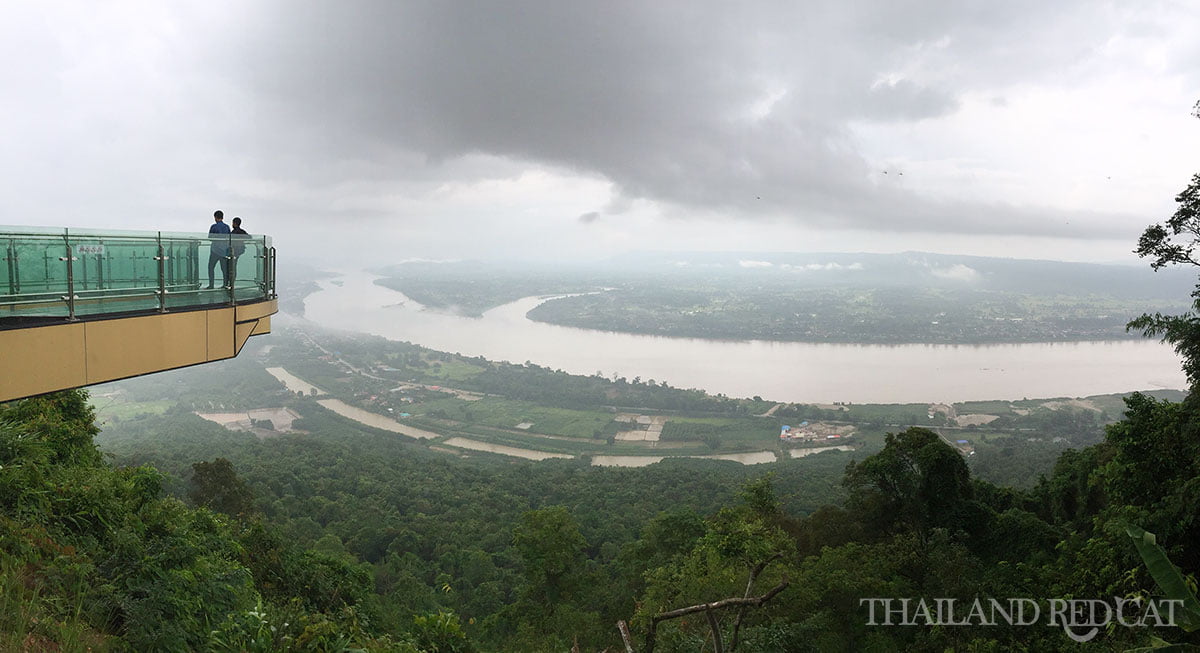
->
{"left": 591, "top": 450, "right": 778, "bottom": 467}
{"left": 443, "top": 437, "right": 573, "bottom": 460}
{"left": 758, "top": 403, "right": 784, "bottom": 417}
{"left": 316, "top": 399, "right": 441, "bottom": 439}
{"left": 265, "top": 367, "right": 322, "bottom": 395}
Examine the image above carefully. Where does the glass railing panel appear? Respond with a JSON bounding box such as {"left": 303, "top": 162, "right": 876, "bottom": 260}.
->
{"left": 8, "top": 236, "right": 70, "bottom": 296}
{"left": 67, "top": 237, "right": 158, "bottom": 292}
{"left": 0, "top": 235, "right": 72, "bottom": 318}
{"left": 160, "top": 237, "right": 201, "bottom": 293}
{"left": 66, "top": 235, "right": 163, "bottom": 317}
{"left": 230, "top": 237, "right": 268, "bottom": 302}
{"left": 166, "top": 235, "right": 230, "bottom": 309}
{"left": 1, "top": 226, "right": 273, "bottom": 322}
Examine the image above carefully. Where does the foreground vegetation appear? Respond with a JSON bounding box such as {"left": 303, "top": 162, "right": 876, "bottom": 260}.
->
{"left": 3, "top": 308, "right": 1197, "bottom": 650}
{"left": 7, "top": 299, "right": 1197, "bottom": 649}
{"left": 6, "top": 368, "right": 1200, "bottom": 650}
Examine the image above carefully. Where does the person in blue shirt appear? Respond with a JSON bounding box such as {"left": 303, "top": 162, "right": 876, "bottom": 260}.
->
{"left": 207, "top": 210, "right": 231, "bottom": 289}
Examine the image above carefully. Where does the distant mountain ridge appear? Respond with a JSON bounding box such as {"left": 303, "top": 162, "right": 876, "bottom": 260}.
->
{"left": 607, "top": 250, "right": 1198, "bottom": 300}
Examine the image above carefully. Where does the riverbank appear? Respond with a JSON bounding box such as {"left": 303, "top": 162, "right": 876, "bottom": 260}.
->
{"left": 301, "top": 271, "right": 1187, "bottom": 404}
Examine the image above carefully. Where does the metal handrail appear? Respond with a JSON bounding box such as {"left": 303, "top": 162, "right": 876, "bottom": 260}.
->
{"left": 0, "top": 225, "right": 275, "bottom": 323}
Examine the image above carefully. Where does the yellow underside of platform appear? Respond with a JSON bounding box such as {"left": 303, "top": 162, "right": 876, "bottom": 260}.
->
{"left": 0, "top": 299, "right": 276, "bottom": 402}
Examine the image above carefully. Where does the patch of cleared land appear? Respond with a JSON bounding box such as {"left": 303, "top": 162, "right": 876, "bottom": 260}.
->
{"left": 787, "top": 421, "right": 856, "bottom": 440}
{"left": 591, "top": 455, "right": 664, "bottom": 467}
{"left": 1042, "top": 399, "right": 1101, "bottom": 412}
{"left": 196, "top": 412, "right": 255, "bottom": 430}
{"left": 928, "top": 403, "right": 956, "bottom": 418}
{"left": 196, "top": 408, "right": 301, "bottom": 433}
{"left": 789, "top": 445, "right": 855, "bottom": 458}
{"left": 700, "top": 451, "right": 777, "bottom": 464}
{"left": 442, "top": 437, "right": 573, "bottom": 461}
{"left": 591, "top": 450, "right": 777, "bottom": 467}
{"left": 955, "top": 414, "right": 1000, "bottom": 427}
{"left": 266, "top": 367, "right": 323, "bottom": 395}
{"left": 316, "top": 399, "right": 441, "bottom": 439}
{"left": 614, "top": 414, "right": 667, "bottom": 442}
{"left": 760, "top": 403, "right": 783, "bottom": 417}
{"left": 391, "top": 382, "right": 483, "bottom": 401}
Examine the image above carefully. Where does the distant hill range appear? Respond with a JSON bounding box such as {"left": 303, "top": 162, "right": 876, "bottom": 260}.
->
{"left": 607, "top": 251, "right": 1198, "bottom": 300}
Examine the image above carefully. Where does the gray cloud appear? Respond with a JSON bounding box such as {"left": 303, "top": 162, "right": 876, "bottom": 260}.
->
{"left": 195, "top": 0, "right": 1159, "bottom": 239}
{"left": 0, "top": 0, "right": 1192, "bottom": 258}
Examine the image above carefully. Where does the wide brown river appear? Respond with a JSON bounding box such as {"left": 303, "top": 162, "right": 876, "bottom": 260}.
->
{"left": 302, "top": 272, "right": 1186, "bottom": 404}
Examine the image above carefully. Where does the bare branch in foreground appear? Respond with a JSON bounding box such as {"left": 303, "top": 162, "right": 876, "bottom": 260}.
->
{"left": 635, "top": 579, "right": 789, "bottom": 653}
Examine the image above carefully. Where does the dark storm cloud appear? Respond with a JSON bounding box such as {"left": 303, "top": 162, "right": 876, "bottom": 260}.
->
{"left": 201, "top": 1, "right": 1158, "bottom": 238}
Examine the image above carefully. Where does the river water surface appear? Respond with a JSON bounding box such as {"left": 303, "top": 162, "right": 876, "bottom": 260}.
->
{"left": 302, "top": 272, "right": 1187, "bottom": 404}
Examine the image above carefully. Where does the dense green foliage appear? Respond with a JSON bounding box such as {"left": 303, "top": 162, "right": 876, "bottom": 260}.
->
{"left": 41, "top": 359, "right": 1199, "bottom": 651}
{"left": 11, "top": 330, "right": 1197, "bottom": 649}
{"left": 0, "top": 392, "right": 417, "bottom": 651}
{"left": 0, "top": 355, "right": 1196, "bottom": 651}
{"left": 95, "top": 402, "right": 850, "bottom": 650}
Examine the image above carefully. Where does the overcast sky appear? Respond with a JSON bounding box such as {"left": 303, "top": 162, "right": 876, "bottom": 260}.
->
{"left": 2, "top": 1, "right": 1197, "bottom": 266}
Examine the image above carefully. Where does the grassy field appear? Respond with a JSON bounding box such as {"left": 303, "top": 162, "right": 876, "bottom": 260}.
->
{"left": 842, "top": 403, "right": 942, "bottom": 425}
{"left": 661, "top": 415, "right": 778, "bottom": 447}
{"left": 411, "top": 396, "right": 615, "bottom": 439}
{"left": 419, "top": 357, "right": 487, "bottom": 383}
{"left": 93, "top": 399, "right": 174, "bottom": 422}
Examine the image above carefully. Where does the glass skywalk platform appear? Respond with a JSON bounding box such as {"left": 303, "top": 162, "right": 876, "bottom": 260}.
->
{"left": 0, "top": 226, "right": 278, "bottom": 402}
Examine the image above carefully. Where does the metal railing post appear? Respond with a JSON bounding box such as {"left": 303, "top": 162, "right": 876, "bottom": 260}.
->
{"left": 155, "top": 231, "right": 168, "bottom": 313}
{"left": 4, "top": 238, "right": 16, "bottom": 295}
{"left": 60, "top": 229, "right": 78, "bottom": 321}
{"left": 269, "top": 246, "right": 277, "bottom": 299}
{"left": 94, "top": 238, "right": 104, "bottom": 290}
{"left": 257, "top": 236, "right": 268, "bottom": 298}
{"left": 226, "top": 233, "right": 235, "bottom": 306}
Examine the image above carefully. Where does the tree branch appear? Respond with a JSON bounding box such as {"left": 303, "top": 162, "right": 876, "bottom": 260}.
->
{"left": 731, "top": 552, "right": 783, "bottom": 650}
{"left": 706, "top": 607, "right": 725, "bottom": 653}
{"left": 652, "top": 579, "right": 789, "bottom": 622}
{"left": 616, "top": 620, "right": 636, "bottom": 653}
{"left": 623, "top": 571, "right": 790, "bottom": 653}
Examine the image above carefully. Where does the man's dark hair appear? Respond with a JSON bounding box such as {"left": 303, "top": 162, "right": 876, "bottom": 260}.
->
{"left": 214, "top": 210, "right": 224, "bottom": 220}
{"left": 232, "top": 217, "right": 242, "bottom": 227}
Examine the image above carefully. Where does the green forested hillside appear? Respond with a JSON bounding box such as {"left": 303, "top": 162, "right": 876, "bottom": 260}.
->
{"left": 0, "top": 391, "right": 413, "bottom": 651}
{"left": 5, "top": 370, "right": 1200, "bottom": 650}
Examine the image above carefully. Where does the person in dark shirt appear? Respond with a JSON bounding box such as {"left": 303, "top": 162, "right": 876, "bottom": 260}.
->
{"left": 207, "top": 210, "right": 231, "bottom": 289}
{"left": 229, "top": 217, "right": 250, "bottom": 286}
